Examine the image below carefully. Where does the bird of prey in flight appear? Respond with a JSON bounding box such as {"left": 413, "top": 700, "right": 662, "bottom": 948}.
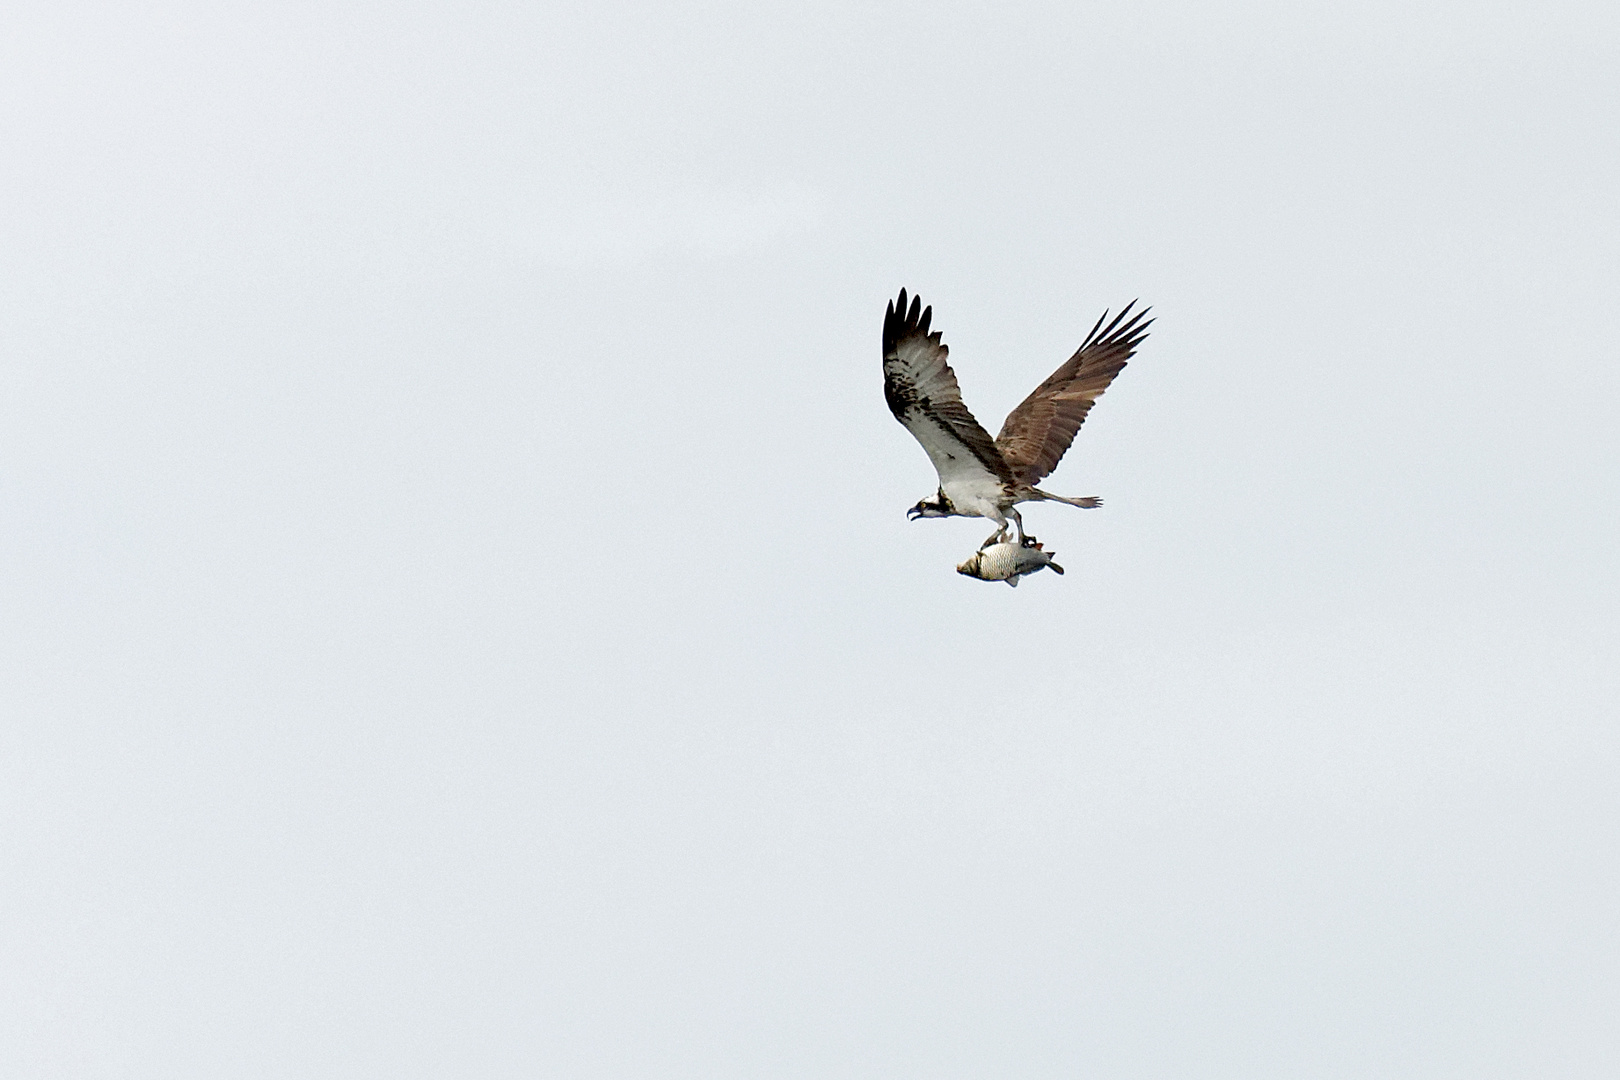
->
{"left": 882, "top": 288, "right": 1151, "bottom": 550}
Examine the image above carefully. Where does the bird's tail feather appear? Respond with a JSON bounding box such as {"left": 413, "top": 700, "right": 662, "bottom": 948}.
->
{"left": 1034, "top": 490, "right": 1102, "bottom": 509}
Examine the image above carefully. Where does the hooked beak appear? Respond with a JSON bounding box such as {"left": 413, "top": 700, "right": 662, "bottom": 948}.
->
{"left": 906, "top": 506, "right": 923, "bottom": 521}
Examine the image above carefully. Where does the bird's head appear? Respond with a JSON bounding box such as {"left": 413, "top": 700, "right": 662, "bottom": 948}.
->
{"left": 907, "top": 493, "right": 951, "bottom": 521}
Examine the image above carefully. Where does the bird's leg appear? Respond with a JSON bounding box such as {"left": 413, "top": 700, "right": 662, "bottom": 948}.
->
{"left": 1009, "top": 508, "right": 1026, "bottom": 545}
{"left": 972, "top": 514, "right": 1010, "bottom": 550}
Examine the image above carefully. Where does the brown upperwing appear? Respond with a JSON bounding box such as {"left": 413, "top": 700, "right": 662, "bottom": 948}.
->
{"left": 993, "top": 302, "right": 1153, "bottom": 486}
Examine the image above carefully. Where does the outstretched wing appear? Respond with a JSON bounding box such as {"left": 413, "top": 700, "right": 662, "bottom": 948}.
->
{"left": 883, "top": 289, "right": 1016, "bottom": 489}
{"left": 994, "top": 302, "right": 1153, "bottom": 485}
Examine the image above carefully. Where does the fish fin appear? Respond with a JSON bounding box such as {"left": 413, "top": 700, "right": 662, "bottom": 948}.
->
{"left": 1006, "top": 575, "right": 1019, "bottom": 588}
{"left": 1049, "top": 561, "right": 1064, "bottom": 575}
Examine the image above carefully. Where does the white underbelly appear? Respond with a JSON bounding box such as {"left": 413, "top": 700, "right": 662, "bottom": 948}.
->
{"left": 941, "top": 476, "right": 1007, "bottom": 519}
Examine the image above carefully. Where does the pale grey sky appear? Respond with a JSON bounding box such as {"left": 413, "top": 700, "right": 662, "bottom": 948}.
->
{"left": 3, "top": 1, "right": 1618, "bottom": 1077}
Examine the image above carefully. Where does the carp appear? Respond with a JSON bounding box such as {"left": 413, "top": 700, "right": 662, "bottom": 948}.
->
{"left": 956, "top": 539, "right": 1064, "bottom": 587}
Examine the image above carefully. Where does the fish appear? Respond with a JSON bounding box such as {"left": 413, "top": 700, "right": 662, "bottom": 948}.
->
{"left": 956, "top": 539, "right": 1065, "bottom": 587}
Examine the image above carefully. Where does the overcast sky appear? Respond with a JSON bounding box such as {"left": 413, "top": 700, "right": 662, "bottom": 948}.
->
{"left": 3, "top": 1, "right": 1618, "bottom": 1077}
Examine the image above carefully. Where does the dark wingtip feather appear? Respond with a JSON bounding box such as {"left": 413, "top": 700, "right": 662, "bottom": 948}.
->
{"left": 1079, "top": 300, "right": 1154, "bottom": 353}
{"left": 883, "top": 288, "right": 913, "bottom": 354}
{"left": 884, "top": 288, "right": 942, "bottom": 356}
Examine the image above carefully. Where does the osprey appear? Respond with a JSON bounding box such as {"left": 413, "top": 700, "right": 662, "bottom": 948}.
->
{"left": 883, "top": 288, "right": 1151, "bottom": 549}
